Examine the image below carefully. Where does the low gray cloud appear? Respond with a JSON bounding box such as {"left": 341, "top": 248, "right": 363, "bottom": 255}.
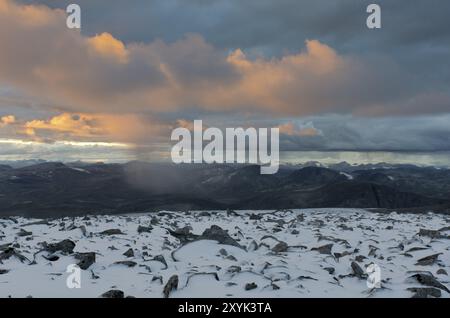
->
{"left": 277, "top": 114, "right": 450, "bottom": 152}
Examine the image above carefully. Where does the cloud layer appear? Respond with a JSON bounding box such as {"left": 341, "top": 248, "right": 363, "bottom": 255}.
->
{"left": 1, "top": 0, "right": 447, "bottom": 119}
{"left": 1, "top": 0, "right": 450, "bottom": 160}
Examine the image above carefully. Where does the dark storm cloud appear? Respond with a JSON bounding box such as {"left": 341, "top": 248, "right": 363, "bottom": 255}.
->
{"left": 18, "top": 0, "right": 450, "bottom": 89}
{"left": 18, "top": 0, "right": 450, "bottom": 52}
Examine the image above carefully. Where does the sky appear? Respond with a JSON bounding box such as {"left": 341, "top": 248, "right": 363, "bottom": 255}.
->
{"left": 1, "top": 0, "right": 450, "bottom": 164}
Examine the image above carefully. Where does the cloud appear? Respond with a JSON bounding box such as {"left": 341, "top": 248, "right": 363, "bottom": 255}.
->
{"left": 1, "top": 0, "right": 443, "bottom": 120}
{"left": 88, "top": 32, "right": 129, "bottom": 63}
{"left": 1, "top": 0, "right": 450, "bottom": 161}
{"left": 20, "top": 113, "right": 175, "bottom": 144}
{"left": 24, "top": 113, "right": 103, "bottom": 139}
{"left": 1, "top": 115, "right": 16, "bottom": 125}
{"left": 278, "top": 114, "right": 450, "bottom": 152}
{"left": 0, "top": 138, "right": 133, "bottom": 162}
{"left": 278, "top": 121, "right": 323, "bottom": 137}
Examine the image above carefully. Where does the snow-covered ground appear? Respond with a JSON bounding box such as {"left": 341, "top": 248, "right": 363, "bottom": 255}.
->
{"left": 0, "top": 209, "right": 449, "bottom": 298}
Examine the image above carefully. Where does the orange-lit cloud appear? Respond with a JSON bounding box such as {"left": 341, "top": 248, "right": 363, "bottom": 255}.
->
{"left": 21, "top": 113, "right": 175, "bottom": 144}
{"left": 0, "top": 0, "right": 421, "bottom": 119}
{"left": 88, "top": 32, "right": 129, "bottom": 64}
{"left": 1, "top": 115, "right": 16, "bottom": 125}
{"left": 24, "top": 113, "right": 103, "bottom": 138}
{"left": 278, "top": 121, "right": 323, "bottom": 137}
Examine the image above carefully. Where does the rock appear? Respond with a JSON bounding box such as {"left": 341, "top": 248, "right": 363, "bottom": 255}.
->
{"left": 123, "top": 248, "right": 134, "bottom": 258}
{"left": 66, "top": 224, "right": 77, "bottom": 231}
{"left": 351, "top": 261, "right": 367, "bottom": 279}
{"left": 291, "top": 229, "right": 299, "bottom": 235}
{"left": 75, "top": 252, "right": 96, "bottom": 270}
{"left": 200, "top": 225, "right": 242, "bottom": 248}
{"left": 226, "top": 209, "right": 239, "bottom": 217}
{"left": 150, "top": 217, "right": 159, "bottom": 225}
{"left": 308, "top": 219, "right": 325, "bottom": 228}
{"left": 272, "top": 241, "right": 288, "bottom": 253}
{"left": 198, "top": 212, "right": 211, "bottom": 217}
{"left": 43, "top": 239, "right": 76, "bottom": 254}
{"left": 152, "top": 255, "right": 168, "bottom": 269}
{"left": 267, "top": 218, "right": 285, "bottom": 227}
{"left": 271, "top": 283, "right": 280, "bottom": 290}
{"left": 408, "top": 287, "right": 441, "bottom": 298}
{"left": 219, "top": 248, "right": 228, "bottom": 256}
{"left": 297, "top": 275, "right": 318, "bottom": 281}
{"left": 249, "top": 214, "right": 262, "bottom": 220}
{"left": 152, "top": 276, "right": 163, "bottom": 284}
{"left": 368, "top": 246, "right": 378, "bottom": 257}
{"left": 99, "top": 229, "right": 124, "bottom": 236}
{"left": 168, "top": 226, "right": 197, "bottom": 243}
{"left": 186, "top": 272, "right": 219, "bottom": 286}
{"left": 245, "top": 282, "right": 258, "bottom": 291}
{"left": 311, "top": 243, "right": 333, "bottom": 255}
{"left": 17, "top": 229, "right": 32, "bottom": 237}
{"left": 0, "top": 269, "right": 9, "bottom": 275}
{"left": 91, "top": 270, "right": 100, "bottom": 279}
{"left": 100, "top": 290, "right": 124, "bottom": 298}
{"left": 355, "top": 255, "right": 367, "bottom": 262}
{"left": 114, "top": 261, "right": 137, "bottom": 268}
{"left": 334, "top": 251, "right": 352, "bottom": 259}
{"left": 417, "top": 229, "right": 445, "bottom": 239}
{"left": 43, "top": 254, "right": 60, "bottom": 262}
{"left": 338, "top": 224, "right": 353, "bottom": 231}
{"left": 227, "top": 266, "right": 242, "bottom": 274}
{"left": 436, "top": 269, "right": 448, "bottom": 276}
{"left": 226, "top": 255, "right": 237, "bottom": 261}
{"left": 0, "top": 248, "right": 29, "bottom": 263}
{"left": 410, "top": 273, "right": 450, "bottom": 293}
{"left": 405, "top": 247, "right": 429, "bottom": 253}
{"left": 324, "top": 267, "right": 335, "bottom": 275}
{"left": 0, "top": 243, "right": 11, "bottom": 252}
{"left": 415, "top": 253, "right": 442, "bottom": 266}
{"left": 137, "top": 225, "right": 152, "bottom": 234}
{"left": 163, "top": 275, "right": 178, "bottom": 298}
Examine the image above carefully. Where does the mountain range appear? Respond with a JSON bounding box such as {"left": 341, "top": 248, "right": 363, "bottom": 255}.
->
{"left": 0, "top": 161, "right": 449, "bottom": 217}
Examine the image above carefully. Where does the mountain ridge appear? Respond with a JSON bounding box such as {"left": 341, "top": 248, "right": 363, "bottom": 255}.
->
{"left": 0, "top": 161, "right": 449, "bottom": 217}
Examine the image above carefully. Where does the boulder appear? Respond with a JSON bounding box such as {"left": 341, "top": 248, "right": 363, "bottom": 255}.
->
{"left": 75, "top": 252, "right": 96, "bottom": 270}
{"left": 163, "top": 275, "right": 179, "bottom": 298}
